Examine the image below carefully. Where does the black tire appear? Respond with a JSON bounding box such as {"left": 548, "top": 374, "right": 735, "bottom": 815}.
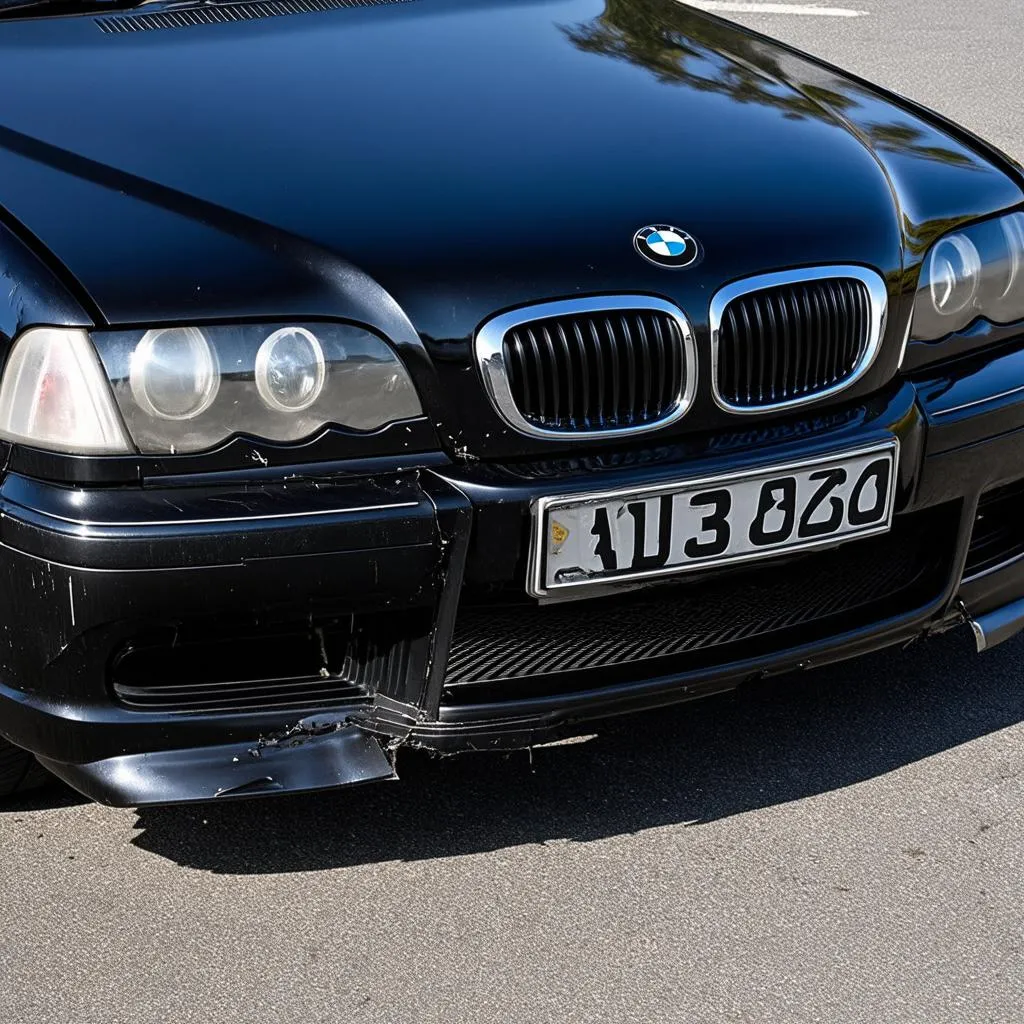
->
{"left": 0, "top": 736, "right": 49, "bottom": 799}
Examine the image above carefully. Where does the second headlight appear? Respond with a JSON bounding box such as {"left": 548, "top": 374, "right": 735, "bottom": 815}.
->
{"left": 912, "top": 211, "right": 1024, "bottom": 341}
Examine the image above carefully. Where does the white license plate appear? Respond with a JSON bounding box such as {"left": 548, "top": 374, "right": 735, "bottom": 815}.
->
{"left": 528, "top": 440, "right": 899, "bottom": 597}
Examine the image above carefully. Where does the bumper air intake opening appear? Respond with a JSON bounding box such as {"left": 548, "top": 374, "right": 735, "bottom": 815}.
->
{"left": 110, "top": 610, "right": 430, "bottom": 713}
{"left": 963, "top": 478, "right": 1024, "bottom": 580}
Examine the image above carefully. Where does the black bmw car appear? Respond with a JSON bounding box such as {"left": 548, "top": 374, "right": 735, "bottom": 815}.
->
{"left": 0, "top": 0, "right": 1022, "bottom": 805}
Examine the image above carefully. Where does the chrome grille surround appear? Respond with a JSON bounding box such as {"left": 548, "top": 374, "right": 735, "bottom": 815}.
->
{"left": 474, "top": 296, "right": 697, "bottom": 440}
{"left": 710, "top": 266, "right": 888, "bottom": 415}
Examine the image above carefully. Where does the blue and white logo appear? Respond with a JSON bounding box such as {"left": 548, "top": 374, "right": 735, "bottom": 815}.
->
{"left": 634, "top": 225, "right": 700, "bottom": 269}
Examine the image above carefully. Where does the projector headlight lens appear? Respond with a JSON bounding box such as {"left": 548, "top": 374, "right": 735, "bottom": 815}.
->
{"left": 912, "top": 211, "right": 1024, "bottom": 341}
{"left": 928, "top": 235, "right": 982, "bottom": 318}
{"left": 255, "top": 327, "right": 326, "bottom": 413}
{"left": 130, "top": 327, "right": 219, "bottom": 421}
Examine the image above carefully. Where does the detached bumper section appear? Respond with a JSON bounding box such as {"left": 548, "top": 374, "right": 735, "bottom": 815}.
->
{"left": 3, "top": 354, "right": 1024, "bottom": 802}
{"left": 0, "top": 470, "right": 454, "bottom": 802}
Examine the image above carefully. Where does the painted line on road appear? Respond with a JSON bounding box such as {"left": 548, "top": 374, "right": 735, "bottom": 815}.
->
{"left": 683, "top": 1, "right": 868, "bottom": 16}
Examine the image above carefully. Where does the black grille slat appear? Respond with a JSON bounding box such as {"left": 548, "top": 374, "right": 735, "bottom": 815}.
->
{"left": 635, "top": 315, "right": 652, "bottom": 421}
{"left": 823, "top": 281, "right": 839, "bottom": 385}
{"left": 811, "top": 286, "right": 826, "bottom": 389}
{"left": 799, "top": 287, "right": 813, "bottom": 395}
{"left": 619, "top": 316, "right": 637, "bottom": 421}
{"left": 646, "top": 314, "right": 666, "bottom": 413}
{"left": 786, "top": 289, "right": 801, "bottom": 397}
{"left": 604, "top": 318, "right": 619, "bottom": 423}
{"left": 525, "top": 328, "right": 546, "bottom": 424}
{"left": 501, "top": 306, "right": 687, "bottom": 432}
{"left": 507, "top": 331, "right": 530, "bottom": 418}
{"left": 717, "top": 277, "right": 873, "bottom": 409}
{"left": 588, "top": 320, "right": 606, "bottom": 427}
{"left": 740, "top": 301, "right": 754, "bottom": 403}
{"left": 773, "top": 293, "right": 788, "bottom": 401}
{"left": 569, "top": 321, "right": 590, "bottom": 429}
{"left": 540, "top": 325, "right": 560, "bottom": 426}
{"left": 765, "top": 292, "right": 778, "bottom": 399}
{"left": 836, "top": 281, "right": 852, "bottom": 384}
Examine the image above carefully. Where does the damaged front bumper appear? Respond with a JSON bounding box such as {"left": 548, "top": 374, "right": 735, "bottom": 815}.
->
{"left": 6, "top": 350, "right": 1024, "bottom": 805}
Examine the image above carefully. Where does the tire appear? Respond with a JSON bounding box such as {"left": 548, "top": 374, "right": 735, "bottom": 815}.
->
{"left": 0, "top": 736, "right": 49, "bottom": 799}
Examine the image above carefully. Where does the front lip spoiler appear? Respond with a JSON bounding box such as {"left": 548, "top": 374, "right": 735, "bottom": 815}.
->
{"left": 36, "top": 720, "right": 395, "bottom": 807}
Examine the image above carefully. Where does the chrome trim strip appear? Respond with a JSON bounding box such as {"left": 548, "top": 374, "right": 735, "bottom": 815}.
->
{"left": 9, "top": 500, "right": 420, "bottom": 530}
{"left": 709, "top": 265, "right": 889, "bottom": 416}
{"left": 527, "top": 437, "right": 899, "bottom": 599}
{"left": 474, "top": 295, "right": 698, "bottom": 441}
{"left": 962, "top": 549, "right": 1024, "bottom": 585}
{"left": 931, "top": 383, "right": 1024, "bottom": 418}
{"left": 896, "top": 314, "right": 913, "bottom": 371}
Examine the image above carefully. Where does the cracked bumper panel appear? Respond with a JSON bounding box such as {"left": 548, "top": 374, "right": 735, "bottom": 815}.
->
{"left": 38, "top": 721, "right": 395, "bottom": 807}
{"left": 0, "top": 471, "right": 457, "bottom": 771}
{"left": 4, "top": 352, "right": 1024, "bottom": 803}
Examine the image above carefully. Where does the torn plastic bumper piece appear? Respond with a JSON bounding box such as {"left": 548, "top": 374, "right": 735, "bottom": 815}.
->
{"left": 35, "top": 718, "right": 396, "bottom": 807}
{"left": 967, "top": 596, "right": 1024, "bottom": 653}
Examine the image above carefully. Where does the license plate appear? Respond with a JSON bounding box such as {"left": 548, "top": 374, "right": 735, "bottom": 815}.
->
{"left": 529, "top": 440, "right": 899, "bottom": 597}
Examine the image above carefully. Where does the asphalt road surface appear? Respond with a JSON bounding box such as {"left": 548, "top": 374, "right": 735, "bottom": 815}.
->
{"left": 3, "top": 3, "right": 1024, "bottom": 1022}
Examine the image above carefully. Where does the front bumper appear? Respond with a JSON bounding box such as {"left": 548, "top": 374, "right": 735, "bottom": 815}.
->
{"left": 4, "top": 343, "right": 1024, "bottom": 805}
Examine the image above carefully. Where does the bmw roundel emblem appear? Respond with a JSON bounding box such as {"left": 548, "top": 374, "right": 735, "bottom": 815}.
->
{"left": 633, "top": 224, "right": 700, "bottom": 269}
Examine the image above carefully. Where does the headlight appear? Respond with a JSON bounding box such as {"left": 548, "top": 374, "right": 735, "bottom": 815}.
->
{"left": 0, "top": 321, "right": 422, "bottom": 456}
{"left": 912, "top": 211, "right": 1024, "bottom": 341}
{"left": 254, "top": 327, "right": 326, "bottom": 413}
{"left": 130, "top": 327, "right": 220, "bottom": 421}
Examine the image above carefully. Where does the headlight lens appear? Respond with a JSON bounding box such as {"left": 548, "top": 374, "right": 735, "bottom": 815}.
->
{"left": 130, "top": 327, "right": 220, "bottom": 421}
{"left": 0, "top": 321, "right": 422, "bottom": 456}
{"left": 927, "top": 235, "right": 982, "bottom": 317}
{"left": 254, "top": 327, "right": 326, "bottom": 413}
{"left": 912, "top": 211, "right": 1024, "bottom": 341}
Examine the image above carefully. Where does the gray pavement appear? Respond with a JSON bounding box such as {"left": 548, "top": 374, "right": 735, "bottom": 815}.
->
{"left": 3, "top": 3, "right": 1024, "bottom": 1022}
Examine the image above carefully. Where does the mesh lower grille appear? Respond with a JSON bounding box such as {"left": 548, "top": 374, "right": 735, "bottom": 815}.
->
{"left": 716, "top": 277, "right": 872, "bottom": 409}
{"left": 444, "top": 509, "right": 952, "bottom": 701}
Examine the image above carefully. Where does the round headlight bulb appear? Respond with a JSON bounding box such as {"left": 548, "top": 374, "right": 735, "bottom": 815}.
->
{"left": 255, "top": 327, "right": 327, "bottom": 413}
{"left": 997, "top": 212, "right": 1024, "bottom": 302}
{"left": 929, "top": 234, "right": 982, "bottom": 316}
{"left": 130, "top": 327, "right": 219, "bottom": 421}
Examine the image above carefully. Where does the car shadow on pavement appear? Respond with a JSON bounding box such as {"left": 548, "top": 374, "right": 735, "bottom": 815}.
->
{"left": 118, "top": 626, "right": 1024, "bottom": 873}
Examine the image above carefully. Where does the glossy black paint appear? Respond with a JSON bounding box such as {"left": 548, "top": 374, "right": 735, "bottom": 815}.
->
{"left": 0, "top": 0, "right": 1020, "bottom": 472}
{"left": 1, "top": 0, "right": 1024, "bottom": 803}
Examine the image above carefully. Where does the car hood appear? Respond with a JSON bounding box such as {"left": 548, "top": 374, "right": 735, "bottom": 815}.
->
{"left": 0, "top": 0, "right": 1018, "bottom": 342}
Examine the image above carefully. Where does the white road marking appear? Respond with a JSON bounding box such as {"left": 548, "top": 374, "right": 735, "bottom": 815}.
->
{"left": 683, "top": 1, "right": 868, "bottom": 16}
